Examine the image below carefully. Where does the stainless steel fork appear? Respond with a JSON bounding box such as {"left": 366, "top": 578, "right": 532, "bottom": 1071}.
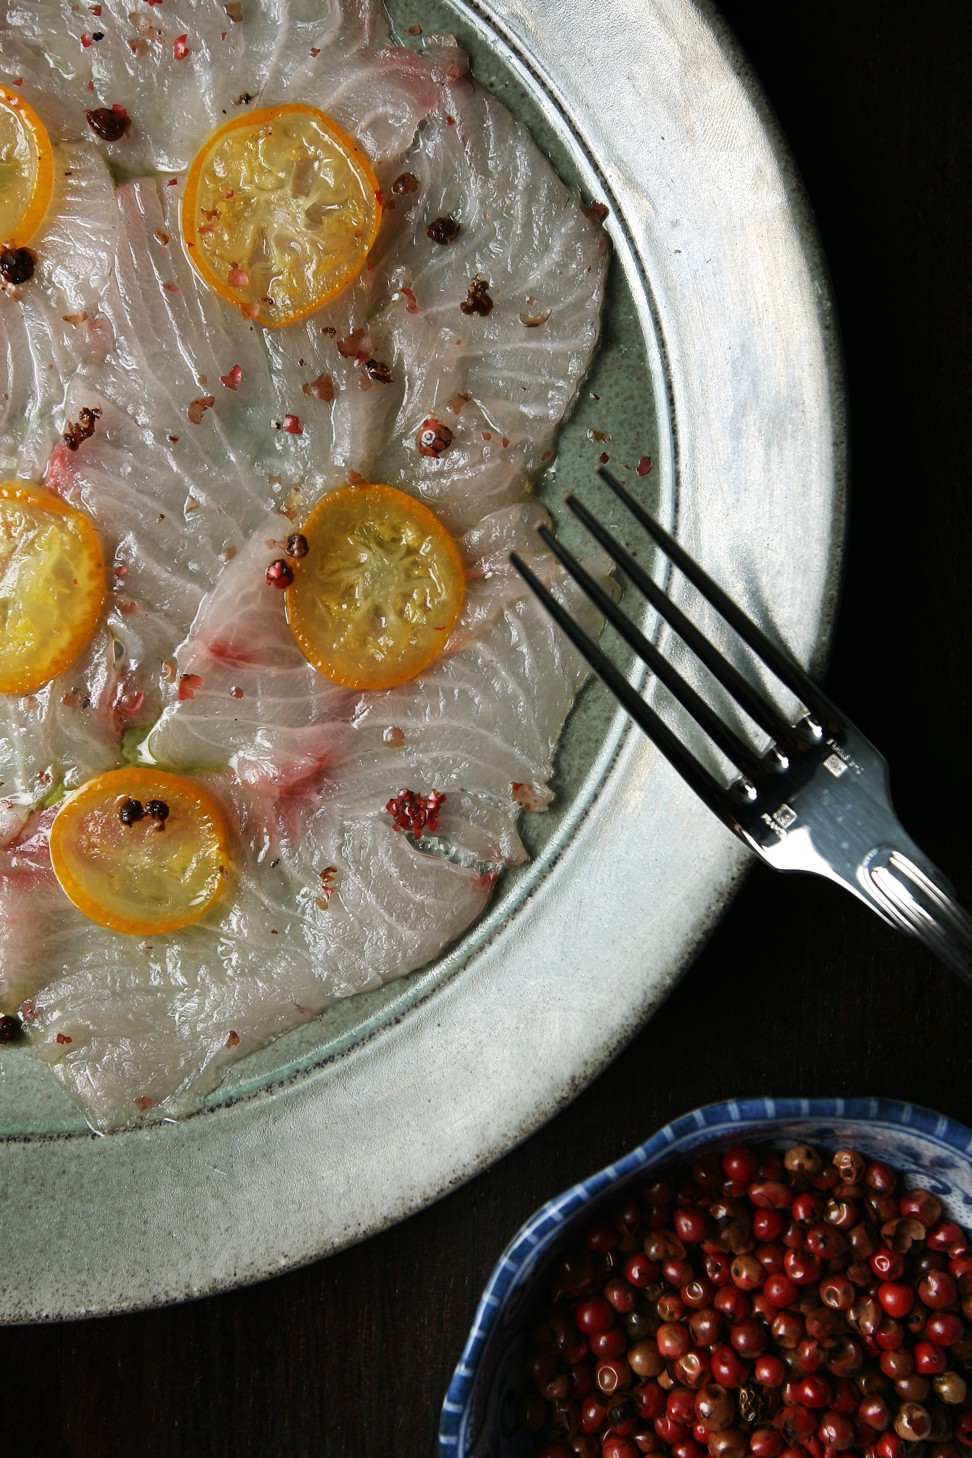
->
{"left": 511, "top": 466, "right": 972, "bottom": 983}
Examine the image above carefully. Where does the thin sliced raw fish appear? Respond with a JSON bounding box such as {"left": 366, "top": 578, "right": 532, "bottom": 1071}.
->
{"left": 361, "top": 71, "right": 609, "bottom": 530}
{"left": 0, "top": 0, "right": 451, "bottom": 172}
{"left": 0, "top": 141, "right": 117, "bottom": 479}
{"left": 0, "top": 810, "right": 69, "bottom": 1013}
{"left": 148, "top": 506, "right": 600, "bottom": 830}
{"left": 22, "top": 517, "right": 606, "bottom": 1125}
{"left": 0, "top": 142, "right": 123, "bottom": 800}
{"left": 23, "top": 776, "right": 495, "bottom": 1127}
{"left": 31, "top": 141, "right": 118, "bottom": 313}
{"left": 0, "top": 1, "right": 610, "bottom": 1128}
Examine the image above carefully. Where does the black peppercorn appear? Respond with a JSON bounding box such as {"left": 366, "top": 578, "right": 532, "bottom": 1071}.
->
{"left": 119, "top": 798, "right": 145, "bottom": 826}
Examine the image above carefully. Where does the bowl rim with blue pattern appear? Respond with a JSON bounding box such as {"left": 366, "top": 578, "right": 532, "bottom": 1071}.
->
{"left": 439, "top": 1096, "right": 972, "bottom": 1456}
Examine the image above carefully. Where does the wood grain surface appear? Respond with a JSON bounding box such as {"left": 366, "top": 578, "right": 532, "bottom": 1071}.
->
{"left": 3, "top": 3, "right": 970, "bottom": 1454}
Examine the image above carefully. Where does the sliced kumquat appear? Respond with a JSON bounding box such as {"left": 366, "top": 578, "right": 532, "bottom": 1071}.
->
{"left": 0, "top": 480, "right": 106, "bottom": 694}
{"left": 0, "top": 84, "right": 53, "bottom": 247}
{"left": 50, "top": 768, "right": 231, "bottom": 936}
{"left": 181, "top": 103, "right": 381, "bottom": 326}
{"left": 285, "top": 483, "right": 465, "bottom": 690}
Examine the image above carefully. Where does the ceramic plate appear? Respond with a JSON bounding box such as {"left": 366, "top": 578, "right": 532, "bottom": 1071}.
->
{"left": 0, "top": 0, "right": 844, "bottom": 1320}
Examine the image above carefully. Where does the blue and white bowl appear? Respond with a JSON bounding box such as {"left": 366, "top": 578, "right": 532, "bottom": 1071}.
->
{"left": 439, "top": 1096, "right": 972, "bottom": 1458}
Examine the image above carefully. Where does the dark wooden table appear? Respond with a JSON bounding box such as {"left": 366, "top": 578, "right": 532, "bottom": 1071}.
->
{"left": 3, "top": 3, "right": 970, "bottom": 1454}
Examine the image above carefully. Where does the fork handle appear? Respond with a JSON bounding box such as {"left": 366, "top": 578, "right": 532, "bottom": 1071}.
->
{"left": 860, "top": 845, "right": 972, "bottom": 984}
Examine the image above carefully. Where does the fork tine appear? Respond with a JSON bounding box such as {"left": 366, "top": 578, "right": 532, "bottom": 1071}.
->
{"left": 596, "top": 466, "right": 841, "bottom": 731}
{"left": 534, "top": 525, "right": 773, "bottom": 784}
{"left": 565, "top": 491, "right": 796, "bottom": 747}
{"left": 509, "top": 551, "right": 741, "bottom": 826}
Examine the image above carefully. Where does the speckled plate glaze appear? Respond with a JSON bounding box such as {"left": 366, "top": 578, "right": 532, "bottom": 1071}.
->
{"left": 0, "top": 0, "right": 844, "bottom": 1320}
{"left": 439, "top": 1098, "right": 972, "bottom": 1457}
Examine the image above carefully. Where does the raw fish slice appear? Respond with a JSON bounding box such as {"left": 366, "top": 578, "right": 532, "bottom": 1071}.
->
{"left": 0, "top": 478, "right": 162, "bottom": 805}
{"left": 0, "top": 611, "right": 121, "bottom": 809}
{"left": 1, "top": 215, "right": 134, "bottom": 804}
{"left": 92, "top": 166, "right": 443, "bottom": 516}
{"left": 360, "top": 75, "right": 609, "bottom": 529}
{"left": 0, "top": 294, "right": 76, "bottom": 480}
{"left": 297, "top": 813, "right": 494, "bottom": 988}
{"left": 1, "top": 0, "right": 610, "bottom": 1131}
{"left": 325, "top": 580, "right": 598, "bottom": 821}
{"left": 148, "top": 504, "right": 602, "bottom": 877}
{"left": 145, "top": 519, "right": 356, "bottom": 778}
{"left": 161, "top": 60, "right": 608, "bottom": 532}
{"left": 0, "top": 141, "right": 117, "bottom": 478}
{"left": 448, "top": 501, "right": 562, "bottom": 644}
{"left": 69, "top": 43, "right": 603, "bottom": 532}
{"left": 1, "top": 377, "right": 302, "bottom": 803}
{"left": 31, "top": 141, "right": 118, "bottom": 313}
{"left": 4, "top": 353, "right": 267, "bottom": 800}
{"left": 146, "top": 501, "right": 568, "bottom": 789}
{"left": 0, "top": 810, "right": 70, "bottom": 1012}
{"left": 9, "top": 396, "right": 244, "bottom": 796}
{"left": 0, "top": 47, "right": 478, "bottom": 799}
{"left": 97, "top": 178, "right": 320, "bottom": 527}
{"left": 23, "top": 776, "right": 493, "bottom": 1128}
{"left": 22, "top": 541, "right": 598, "bottom": 1127}
{"left": 103, "top": 175, "right": 393, "bottom": 510}
{"left": 0, "top": 1, "right": 452, "bottom": 173}
{"left": 294, "top": 38, "right": 466, "bottom": 166}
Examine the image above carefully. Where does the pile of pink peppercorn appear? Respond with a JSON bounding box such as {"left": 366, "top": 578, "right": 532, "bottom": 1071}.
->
{"left": 522, "top": 1144, "right": 972, "bottom": 1458}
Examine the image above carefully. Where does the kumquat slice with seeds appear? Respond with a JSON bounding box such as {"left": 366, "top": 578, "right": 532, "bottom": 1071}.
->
{"left": 285, "top": 483, "right": 465, "bottom": 691}
{"left": 50, "top": 768, "right": 231, "bottom": 936}
{"left": 181, "top": 103, "right": 382, "bottom": 326}
{"left": 0, "top": 481, "right": 106, "bottom": 694}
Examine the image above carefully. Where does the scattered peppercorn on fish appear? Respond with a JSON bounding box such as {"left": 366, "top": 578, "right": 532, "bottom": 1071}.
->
{"left": 0, "top": 0, "right": 432, "bottom": 174}
{"left": 0, "top": 0, "right": 609, "bottom": 1128}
